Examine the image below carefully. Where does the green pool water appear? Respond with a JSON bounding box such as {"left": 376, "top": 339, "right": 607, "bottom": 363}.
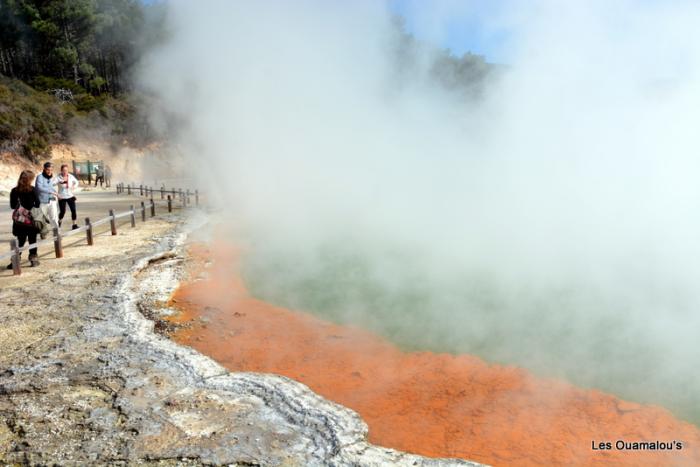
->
{"left": 241, "top": 241, "right": 700, "bottom": 427}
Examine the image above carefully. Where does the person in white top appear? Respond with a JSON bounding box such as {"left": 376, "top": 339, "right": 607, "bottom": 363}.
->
{"left": 56, "top": 164, "right": 80, "bottom": 230}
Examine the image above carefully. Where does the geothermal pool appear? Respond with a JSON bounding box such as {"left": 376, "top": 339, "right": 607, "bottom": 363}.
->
{"left": 167, "top": 241, "right": 700, "bottom": 466}
{"left": 240, "top": 238, "right": 700, "bottom": 428}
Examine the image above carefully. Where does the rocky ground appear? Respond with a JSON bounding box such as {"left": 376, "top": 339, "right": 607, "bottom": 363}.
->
{"left": 0, "top": 191, "right": 483, "bottom": 466}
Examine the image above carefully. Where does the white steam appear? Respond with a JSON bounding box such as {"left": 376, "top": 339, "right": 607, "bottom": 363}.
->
{"left": 138, "top": 0, "right": 700, "bottom": 423}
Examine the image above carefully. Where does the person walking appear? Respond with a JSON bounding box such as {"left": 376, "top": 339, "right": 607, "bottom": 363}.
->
{"left": 34, "top": 161, "right": 59, "bottom": 227}
{"left": 56, "top": 164, "right": 79, "bottom": 229}
{"left": 7, "top": 170, "right": 41, "bottom": 268}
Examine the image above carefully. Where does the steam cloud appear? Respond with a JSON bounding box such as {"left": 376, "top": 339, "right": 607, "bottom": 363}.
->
{"left": 138, "top": 0, "right": 700, "bottom": 424}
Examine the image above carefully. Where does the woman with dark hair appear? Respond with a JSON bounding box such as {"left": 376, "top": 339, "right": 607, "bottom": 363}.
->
{"left": 7, "top": 170, "right": 41, "bottom": 269}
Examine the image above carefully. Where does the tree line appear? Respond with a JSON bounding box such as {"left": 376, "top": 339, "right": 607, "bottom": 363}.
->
{"left": 0, "top": 0, "right": 163, "bottom": 95}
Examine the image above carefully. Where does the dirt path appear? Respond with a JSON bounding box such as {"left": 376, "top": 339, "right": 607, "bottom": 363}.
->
{"left": 0, "top": 189, "right": 164, "bottom": 270}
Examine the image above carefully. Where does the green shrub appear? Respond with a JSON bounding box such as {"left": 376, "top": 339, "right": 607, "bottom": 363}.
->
{"left": 0, "top": 76, "right": 151, "bottom": 162}
{"left": 74, "top": 94, "right": 107, "bottom": 112}
{"left": 30, "top": 76, "right": 84, "bottom": 95}
{"left": 23, "top": 134, "right": 50, "bottom": 160}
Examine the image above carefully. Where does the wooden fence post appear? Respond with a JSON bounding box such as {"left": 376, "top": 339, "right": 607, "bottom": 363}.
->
{"left": 139, "top": 184, "right": 143, "bottom": 196}
{"left": 167, "top": 195, "right": 172, "bottom": 212}
{"left": 141, "top": 201, "right": 146, "bottom": 222}
{"left": 185, "top": 189, "right": 190, "bottom": 206}
{"left": 130, "top": 205, "right": 136, "bottom": 227}
{"left": 109, "top": 209, "right": 117, "bottom": 235}
{"left": 85, "top": 218, "right": 94, "bottom": 245}
{"left": 160, "top": 186, "right": 165, "bottom": 199}
{"left": 127, "top": 184, "right": 131, "bottom": 195}
{"left": 171, "top": 188, "right": 176, "bottom": 199}
{"left": 195, "top": 190, "right": 199, "bottom": 206}
{"left": 150, "top": 198, "right": 155, "bottom": 217}
{"left": 9, "top": 239, "right": 20, "bottom": 276}
{"left": 53, "top": 227, "right": 63, "bottom": 258}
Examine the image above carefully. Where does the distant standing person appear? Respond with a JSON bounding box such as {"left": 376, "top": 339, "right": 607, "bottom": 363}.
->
{"left": 94, "top": 167, "right": 105, "bottom": 187}
{"left": 34, "top": 161, "right": 59, "bottom": 227}
{"left": 104, "top": 165, "right": 112, "bottom": 188}
{"left": 7, "top": 170, "right": 41, "bottom": 268}
{"left": 57, "top": 164, "right": 80, "bottom": 229}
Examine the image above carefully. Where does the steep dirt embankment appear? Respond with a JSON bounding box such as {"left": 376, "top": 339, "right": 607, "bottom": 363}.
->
{"left": 0, "top": 152, "right": 38, "bottom": 193}
{"left": 49, "top": 142, "right": 184, "bottom": 185}
{"left": 1, "top": 141, "right": 183, "bottom": 194}
{"left": 168, "top": 241, "right": 700, "bottom": 467}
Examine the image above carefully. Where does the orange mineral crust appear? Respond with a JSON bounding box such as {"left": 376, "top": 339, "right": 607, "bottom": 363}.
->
{"left": 168, "top": 243, "right": 700, "bottom": 466}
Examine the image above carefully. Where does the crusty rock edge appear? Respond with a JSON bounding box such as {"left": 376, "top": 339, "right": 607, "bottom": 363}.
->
{"left": 121, "top": 215, "right": 486, "bottom": 467}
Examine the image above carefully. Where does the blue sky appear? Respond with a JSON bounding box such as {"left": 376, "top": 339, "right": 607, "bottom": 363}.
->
{"left": 388, "top": 0, "right": 512, "bottom": 62}
{"left": 141, "top": 0, "right": 511, "bottom": 62}
{"left": 141, "top": 1, "right": 691, "bottom": 67}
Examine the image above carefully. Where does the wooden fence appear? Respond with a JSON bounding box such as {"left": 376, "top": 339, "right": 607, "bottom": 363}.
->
{"left": 1, "top": 183, "right": 203, "bottom": 276}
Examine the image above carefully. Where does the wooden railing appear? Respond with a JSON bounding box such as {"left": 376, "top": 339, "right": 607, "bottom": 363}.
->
{"left": 115, "top": 183, "right": 200, "bottom": 207}
{"left": 1, "top": 183, "right": 203, "bottom": 276}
